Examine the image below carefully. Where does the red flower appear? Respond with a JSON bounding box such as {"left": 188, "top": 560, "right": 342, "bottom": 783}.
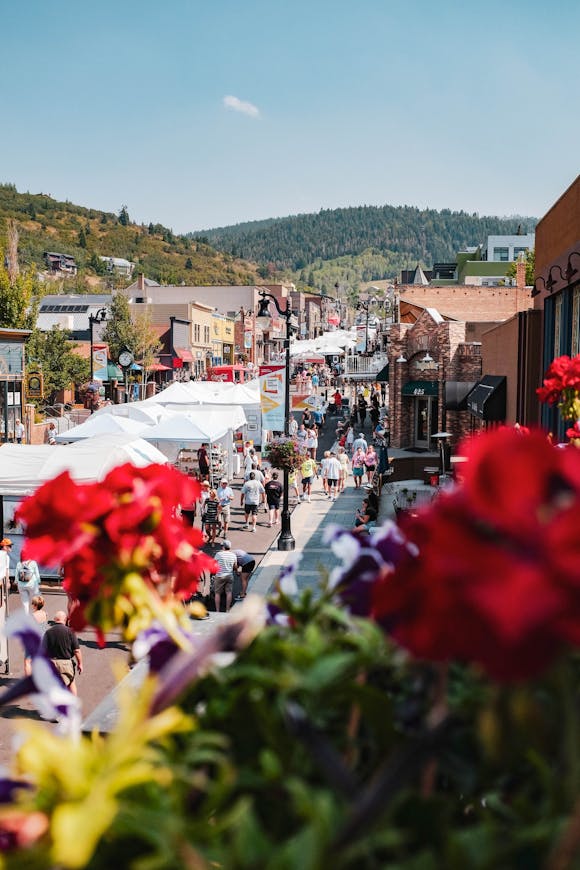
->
{"left": 372, "top": 429, "right": 580, "bottom": 681}
{"left": 16, "top": 464, "right": 215, "bottom": 638}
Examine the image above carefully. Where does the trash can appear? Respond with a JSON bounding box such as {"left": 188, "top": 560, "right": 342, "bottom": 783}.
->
{"left": 430, "top": 473, "right": 440, "bottom": 487}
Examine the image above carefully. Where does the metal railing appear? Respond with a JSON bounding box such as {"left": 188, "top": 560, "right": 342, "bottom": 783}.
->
{"left": 344, "top": 352, "right": 388, "bottom": 379}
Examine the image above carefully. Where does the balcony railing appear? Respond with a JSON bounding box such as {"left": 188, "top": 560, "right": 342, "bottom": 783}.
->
{"left": 344, "top": 352, "right": 389, "bottom": 379}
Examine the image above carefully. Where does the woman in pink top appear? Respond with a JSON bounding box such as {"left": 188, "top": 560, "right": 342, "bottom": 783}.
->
{"left": 364, "top": 445, "right": 378, "bottom": 487}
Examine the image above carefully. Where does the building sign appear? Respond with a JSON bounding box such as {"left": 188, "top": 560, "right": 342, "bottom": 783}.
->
{"left": 26, "top": 371, "right": 43, "bottom": 399}
{"left": 244, "top": 331, "right": 253, "bottom": 349}
{"left": 259, "top": 364, "right": 285, "bottom": 431}
{"left": 92, "top": 345, "right": 108, "bottom": 381}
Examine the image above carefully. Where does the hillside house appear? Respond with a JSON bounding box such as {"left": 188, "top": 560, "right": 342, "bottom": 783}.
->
{"left": 43, "top": 252, "right": 78, "bottom": 276}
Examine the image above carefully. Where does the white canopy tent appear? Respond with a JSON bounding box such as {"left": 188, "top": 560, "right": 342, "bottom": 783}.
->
{"left": 92, "top": 402, "right": 172, "bottom": 425}
{"left": 142, "top": 407, "right": 247, "bottom": 480}
{"left": 0, "top": 435, "right": 169, "bottom": 578}
{"left": 55, "top": 414, "right": 147, "bottom": 443}
{"left": 0, "top": 435, "right": 168, "bottom": 497}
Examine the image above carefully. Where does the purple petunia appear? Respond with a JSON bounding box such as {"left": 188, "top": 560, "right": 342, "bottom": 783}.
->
{"left": 323, "top": 522, "right": 417, "bottom": 617}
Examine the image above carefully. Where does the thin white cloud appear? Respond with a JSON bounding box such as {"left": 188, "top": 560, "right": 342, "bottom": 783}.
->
{"left": 223, "top": 95, "right": 261, "bottom": 119}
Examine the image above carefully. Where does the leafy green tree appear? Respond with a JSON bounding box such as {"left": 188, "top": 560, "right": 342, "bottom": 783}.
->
{"left": 0, "top": 264, "right": 41, "bottom": 329}
{"left": 25, "top": 326, "right": 90, "bottom": 404}
{"left": 101, "top": 293, "right": 137, "bottom": 363}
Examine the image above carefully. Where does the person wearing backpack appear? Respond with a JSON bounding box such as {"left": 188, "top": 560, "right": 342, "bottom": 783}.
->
{"left": 15, "top": 557, "right": 41, "bottom": 613}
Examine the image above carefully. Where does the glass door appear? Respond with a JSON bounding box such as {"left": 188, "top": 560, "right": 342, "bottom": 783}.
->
{"left": 414, "top": 397, "right": 439, "bottom": 448}
{"left": 415, "top": 398, "right": 430, "bottom": 448}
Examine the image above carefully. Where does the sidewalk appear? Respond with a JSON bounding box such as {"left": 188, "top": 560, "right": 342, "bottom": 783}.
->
{"left": 248, "top": 475, "right": 393, "bottom": 599}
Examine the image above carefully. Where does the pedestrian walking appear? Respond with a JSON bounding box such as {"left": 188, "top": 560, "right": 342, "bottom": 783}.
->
{"left": 300, "top": 455, "right": 317, "bottom": 502}
{"left": 326, "top": 452, "right": 342, "bottom": 501}
{"left": 14, "top": 419, "right": 25, "bottom": 444}
{"left": 351, "top": 432, "right": 368, "bottom": 458}
{"left": 42, "top": 611, "right": 83, "bottom": 695}
{"left": 14, "top": 557, "right": 40, "bottom": 613}
{"left": 352, "top": 447, "right": 365, "bottom": 489}
{"left": 202, "top": 489, "right": 220, "bottom": 546}
{"left": 240, "top": 472, "right": 265, "bottom": 532}
{"left": 24, "top": 595, "right": 48, "bottom": 676}
{"left": 216, "top": 479, "right": 235, "bottom": 537}
{"left": 265, "top": 471, "right": 283, "bottom": 527}
{"left": 364, "top": 445, "right": 378, "bottom": 488}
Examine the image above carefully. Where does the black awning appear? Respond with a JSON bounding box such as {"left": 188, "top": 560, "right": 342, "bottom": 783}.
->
{"left": 376, "top": 363, "right": 389, "bottom": 382}
{"left": 402, "top": 380, "right": 439, "bottom": 397}
{"left": 467, "top": 375, "right": 506, "bottom": 421}
{"left": 445, "top": 381, "right": 477, "bottom": 411}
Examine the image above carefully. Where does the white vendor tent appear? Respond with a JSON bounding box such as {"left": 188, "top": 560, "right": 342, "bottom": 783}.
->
{"left": 55, "top": 414, "right": 146, "bottom": 442}
{"left": 0, "top": 435, "right": 168, "bottom": 497}
{"left": 0, "top": 435, "right": 169, "bottom": 579}
{"left": 92, "top": 402, "right": 172, "bottom": 425}
{"left": 142, "top": 408, "right": 246, "bottom": 480}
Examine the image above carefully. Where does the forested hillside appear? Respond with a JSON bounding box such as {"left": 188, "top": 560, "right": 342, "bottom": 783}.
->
{"left": 0, "top": 184, "right": 259, "bottom": 289}
{"left": 196, "top": 204, "right": 537, "bottom": 279}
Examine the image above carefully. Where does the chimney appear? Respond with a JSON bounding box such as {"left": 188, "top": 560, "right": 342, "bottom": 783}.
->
{"left": 138, "top": 273, "right": 145, "bottom": 292}
{"left": 516, "top": 252, "right": 526, "bottom": 290}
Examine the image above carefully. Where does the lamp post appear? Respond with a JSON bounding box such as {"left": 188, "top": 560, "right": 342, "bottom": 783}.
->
{"left": 89, "top": 307, "right": 108, "bottom": 382}
{"left": 256, "top": 290, "right": 296, "bottom": 551}
{"left": 356, "top": 297, "right": 377, "bottom": 354}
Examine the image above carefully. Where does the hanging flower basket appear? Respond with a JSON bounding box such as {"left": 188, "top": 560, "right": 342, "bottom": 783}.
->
{"left": 263, "top": 437, "right": 307, "bottom": 471}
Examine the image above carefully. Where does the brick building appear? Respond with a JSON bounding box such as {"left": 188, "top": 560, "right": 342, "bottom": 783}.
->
{"left": 387, "top": 266, "right": 536, "bottom": 448}
{"left": 388, "top": 310, "right": 484, "bottom": 450}
{"left": 521, "top": 175, "right": 580, "bottom": 437}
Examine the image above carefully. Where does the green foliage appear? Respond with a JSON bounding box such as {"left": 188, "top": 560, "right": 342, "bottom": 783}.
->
{"left": 0, "top": 262, "right": 42, "bottom": 329}
{"left": 118, "top": 205, "right": 130, "bottom": 226}
{"left": 0, "top": 183, "right": 259, "bottom": 287}
{"left": 25, "top": 326, "right": 90, "bottom": 403}
{"left": 264, "top": 438, "right": 307, "bottom": 471}
{"left": 101, "top": 294, "right": 161, "bottom": 373}
{"left": 506, "top": 248, "right": 535, "bottom": 285}
{"left": 196, "top": 205, "right": 537, "bottom": 284}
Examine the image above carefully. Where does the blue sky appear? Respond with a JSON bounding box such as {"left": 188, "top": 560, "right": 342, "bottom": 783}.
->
{"left": 2, "top": 0, "right": 579, "bottom": 234}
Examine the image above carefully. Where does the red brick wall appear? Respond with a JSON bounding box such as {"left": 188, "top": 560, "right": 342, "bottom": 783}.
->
{"left": 388, "top": 314, "right": 482, "bottom": 449}
{"left": 534, "top": 175, "right": 580, "bottom": 306}
{"left": 398, "top": 284, "right": 532, "bottom": 321}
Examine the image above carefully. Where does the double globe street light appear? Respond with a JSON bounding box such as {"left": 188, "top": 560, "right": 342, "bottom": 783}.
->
{"left": 256, "top": 290, "right": 297, "bottom": 551}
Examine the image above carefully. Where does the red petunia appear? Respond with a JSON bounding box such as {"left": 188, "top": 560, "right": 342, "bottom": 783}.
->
{"left": 372, "top": 429, "right": 580, "bottom": 681}
{"left": 16, "top": 464, "right": 212, "bottom": 638}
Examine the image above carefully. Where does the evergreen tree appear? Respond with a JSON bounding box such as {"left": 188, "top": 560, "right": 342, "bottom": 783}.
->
{"left": 78, "top": 228, "right": 87, "bottom": 248}
{"left": 118, "top": 205, "right": 130, "bottom": 227}
{"left": 185, "top": 257, "right": 193, "bottom": 270}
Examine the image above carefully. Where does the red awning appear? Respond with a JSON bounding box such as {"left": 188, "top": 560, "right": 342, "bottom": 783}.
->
{"left": 148, "top": 362, "right": 172, "bottom": 372}
{"left": 174, "top": 347, "right": 194, "bottom": 362}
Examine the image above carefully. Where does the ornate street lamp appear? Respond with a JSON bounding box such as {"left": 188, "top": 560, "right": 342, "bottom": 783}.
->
{"left": 256, "top": 290, "right": 297, "bottom": 551}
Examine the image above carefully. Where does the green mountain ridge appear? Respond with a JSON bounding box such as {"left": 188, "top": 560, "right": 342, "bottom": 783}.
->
{"left": 0, "top": 183, "right": 259, "bottom": 289}
{"left": 194, "top": 204, "right": 538, "bottom": 287}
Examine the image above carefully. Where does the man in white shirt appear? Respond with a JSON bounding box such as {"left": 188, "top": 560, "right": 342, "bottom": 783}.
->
{"left": 240, "top": 472, "right": 265, "bottom": 532}
{"left": 289, "top": 416, "right": 298, "bottom": 437}
{"left": 216, "top": 479, "right": 234, "bottom": 538}
{"left": 213, "top": 540, "right": 238, "bottom": 613}
{"left": 326, "top": 453, "right": 342, "bottom": 501}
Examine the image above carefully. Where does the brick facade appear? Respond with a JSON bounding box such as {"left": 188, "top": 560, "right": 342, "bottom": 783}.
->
{"left": 388, "top": 311, "right": 483, "bottom": 450}
{"left": 397, "top": 284, "right": 532, "bottom": 322}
